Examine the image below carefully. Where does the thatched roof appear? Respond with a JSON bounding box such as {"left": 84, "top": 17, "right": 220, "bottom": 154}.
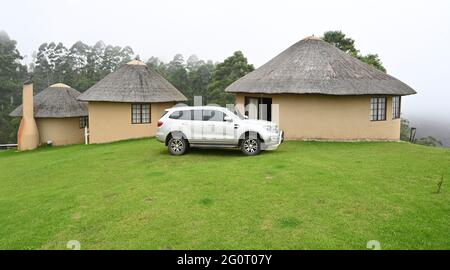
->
{"left": 77, "top": 60, "right": 187, "bottom": 103}
{"left": 9, "top": 83, "right": 88, "bottom": 118}
{"left": 226, "top": 36, "right": 417, "bottom": 96}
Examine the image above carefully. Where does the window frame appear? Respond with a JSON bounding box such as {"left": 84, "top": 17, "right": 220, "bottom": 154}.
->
{"left": 79, "top": 116, "right": 89, "bottom": 129}
{"left": 244, "top": 96, "right": 272, "bottom": 121}
{"left": 370, "top": 97, "right": 387, "bottom": 121}
{"left": 131, "top": 103, "right": 151, "bottom": 124}
{"left": 392, "top": 96, "right": 401, "bottom": 119}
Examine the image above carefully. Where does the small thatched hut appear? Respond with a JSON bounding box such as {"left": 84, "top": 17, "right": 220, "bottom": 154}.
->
{"left": 226, "top": 36, "right": 417, "bottom": 140}
{"left": 77, "top": 59, "right": 186, "bottom": 143}
{"left": 10, "top": 83, "right": 88, "bottom": 146}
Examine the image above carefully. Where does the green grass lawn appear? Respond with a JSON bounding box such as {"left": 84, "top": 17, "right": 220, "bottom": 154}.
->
{"left": 1, "top": 139, "right": 449, "bottom": 250}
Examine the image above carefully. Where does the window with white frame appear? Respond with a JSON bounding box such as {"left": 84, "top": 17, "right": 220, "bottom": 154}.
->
{"left": 392, "top": 96, "right": 401, "bottom": 119}
{"left": 131, "top": 104, "right": 151, "bottom": 124}
{"left": 370, "top": 97, "right": 387, "bottom": 121}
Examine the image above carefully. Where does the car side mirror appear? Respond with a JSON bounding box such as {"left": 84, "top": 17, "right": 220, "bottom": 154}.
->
{"left": 224, "top": 115, "right": 233, "bottom": 122}
{"left": 244, "top": 115, "right": 248, "bottom": 119}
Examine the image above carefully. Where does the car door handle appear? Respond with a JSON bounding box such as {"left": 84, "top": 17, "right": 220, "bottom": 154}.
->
{"left": 234, "top": 124, "right": 239, "bottom": 129}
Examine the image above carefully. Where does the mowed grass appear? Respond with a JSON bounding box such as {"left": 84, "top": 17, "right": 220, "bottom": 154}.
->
{"left": 1, "top": 139, "right": 450, "bottom": 250}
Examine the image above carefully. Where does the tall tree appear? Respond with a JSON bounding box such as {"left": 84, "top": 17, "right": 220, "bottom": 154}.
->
{"left": 188, "top": 58, "right": 214, "bottom": 105}
{"left": 207, "top": 51, "right": 254, "bottom": 105}
{"left": 1, "top": 37, "right": 136, "bottom": 143}
{"left": 32, "top": 40, "right": 134, "bottom": 92}
{"left": 146, "top": 55, "right": 215, "bottom": 105}
{"left": 0, "top": 30, "right": 26, "bottom": 143}
{"left": 165, "top": 54, "right": 191, "bottom": 100}
{"left": 33, "top": 42, "right": 72, "bottom": 92}
{"left": 66, "top": 41, "right": 91, "bottom": 90}
{"left": 146, "top": 56, "right": 162, "bottom": 70}
{"left": 322, "top": 30, "right": 386, "bottom": 72}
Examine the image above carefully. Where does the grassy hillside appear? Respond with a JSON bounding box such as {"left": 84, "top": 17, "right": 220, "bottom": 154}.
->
{"left": 0, "top": 139, "right": 449, "bottom": 250}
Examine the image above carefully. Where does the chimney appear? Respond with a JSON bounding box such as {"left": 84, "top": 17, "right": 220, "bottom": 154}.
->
{"left": 17, "top": 80, "right": 39, "bottom": 151}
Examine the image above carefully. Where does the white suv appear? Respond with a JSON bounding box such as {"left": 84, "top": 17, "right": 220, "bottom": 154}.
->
{"left": 156, "top": 106, "right": 283, "bottom": 155}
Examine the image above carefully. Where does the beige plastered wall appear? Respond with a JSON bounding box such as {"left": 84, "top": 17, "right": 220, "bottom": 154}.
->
{"left": 88, "top": 101, "right": 175, "bottom": 144}
{"left": 235, "top": 93, "right": 401, "bottom": 141}
{"left": 36, "top": 117, "right": 84, "bottom": 146}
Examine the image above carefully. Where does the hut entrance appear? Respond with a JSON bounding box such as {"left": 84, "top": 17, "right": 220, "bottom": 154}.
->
{"left": 244, "top": 96, "right": 272, "bottom": 121}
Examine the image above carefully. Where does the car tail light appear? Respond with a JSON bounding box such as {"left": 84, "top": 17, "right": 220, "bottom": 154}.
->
{"left": 157, "top": 121, "right": 164, "bottom": 127}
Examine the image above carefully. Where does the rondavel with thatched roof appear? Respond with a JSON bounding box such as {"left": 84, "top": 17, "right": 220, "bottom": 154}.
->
{"left": 77, "top": 59, "right": 187, "bottom": 144}
{"left": 10, "top": 83, "right": 88, "bottom": 147}
{"left": 226, "top": 36, "right": 417, "bottom": 140}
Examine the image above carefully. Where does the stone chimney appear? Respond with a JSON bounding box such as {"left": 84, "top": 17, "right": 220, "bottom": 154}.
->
{"left": 17, "top": 80, "right": 39, "bottom": 151}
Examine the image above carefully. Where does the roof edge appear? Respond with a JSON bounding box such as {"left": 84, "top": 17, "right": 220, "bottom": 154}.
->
{"left": 226, "top": 90, "right": 417, "bottom": 96}
{"left": 77, "top": 97, "right": 188, "bottom": 103}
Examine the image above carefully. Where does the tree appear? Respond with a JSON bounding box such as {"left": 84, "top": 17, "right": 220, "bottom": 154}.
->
{"left": 322, "top": 30, "right": 386, "bottom": 72}
{"left": 0, "top": 30, "right": 26, "bottom": 143}
{"left": 144, "top": 52, "right": 253, "bottom": 106}
{"left": 1, "top": 37, "right": 137, "bottom": 143}
{"left": 357, "top": 54, "right": 386, "bottom": 73}
{"left": 165, "top": 54, "right": 191, "bottom": 100}
{"left": 146, "top": 56, "right": 162, "bottom": 70}
{"left": 188, "top": 59, "right": 214, "bottom": 105}
{"left": 32, "top": 42, "right": 72, "bottom": 92}
{"left": 146, "top": 55, "right": 215, "bottom": 105}
{"left": 66, "top": 41, "right": 91, "bottom": 90}
{"left": 322, "top": 31, "right": 358, "bottom": 55}
{"left": 32, "top": 40, "right": 135, "bottom": 92}
{"left": 186, "top": 55, "right": 204, "bottom": 72}
{"left": 400, "top": 118, "right": 442, "bottom": 147}
{"left": 101, "top": 45, "right": 134, "bottom": 72}
{"left": 207, "top": 51, "right": 254, "bottom": 105}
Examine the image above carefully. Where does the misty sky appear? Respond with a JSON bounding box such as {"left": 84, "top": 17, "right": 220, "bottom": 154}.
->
{"left": 1, "top": 0, "right": 449, "bottom": 120}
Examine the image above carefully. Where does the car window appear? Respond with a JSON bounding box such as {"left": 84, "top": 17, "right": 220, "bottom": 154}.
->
{"left": 193, "top": 109, "right": 202, "bottom": 121}
{"left": 169, "top": 110, "right": 192, "bottom": 120}
{"left": 203, "top": 110, "right": 225, "bottom": 121}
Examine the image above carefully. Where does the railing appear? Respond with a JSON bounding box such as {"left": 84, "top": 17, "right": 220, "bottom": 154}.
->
{"left": 0, "top": 144, "right": 18, "bottom": 150}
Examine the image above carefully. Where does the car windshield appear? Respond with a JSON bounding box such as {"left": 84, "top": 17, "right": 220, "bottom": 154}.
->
{"left": 226, "top": 107, "right": 245, "bottom": 120}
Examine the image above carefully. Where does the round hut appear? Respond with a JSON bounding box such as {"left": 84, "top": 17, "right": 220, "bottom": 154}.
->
{"left": 77, "top": 59, "right": 187, "bottom": 144}
{"left": 10, "top": 83, "right": 88, "bottom": 146}
{"left": 225, "top": 36, "right": 417, "bottom": 141}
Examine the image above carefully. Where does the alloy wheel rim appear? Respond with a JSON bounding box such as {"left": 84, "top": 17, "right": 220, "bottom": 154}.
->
{"left": 170, "top": 139, "right": 184, "bottom": 152}
{"left": 244, "top": 139, "right": 257, "bottom": 153}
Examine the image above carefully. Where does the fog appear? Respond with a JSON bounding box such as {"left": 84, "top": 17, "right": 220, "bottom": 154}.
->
{"left": 1, "top": 0, "right": 450, "bottom": 122}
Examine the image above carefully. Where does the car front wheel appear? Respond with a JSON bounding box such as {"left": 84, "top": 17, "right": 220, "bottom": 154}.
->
{"left": 241, "top": 137, "right": 261, "bottom": 156}
{"left": 168, "top": 137, "right": 188, "bottom": 155}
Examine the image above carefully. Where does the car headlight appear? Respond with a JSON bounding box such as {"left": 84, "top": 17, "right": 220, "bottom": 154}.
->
{"left": 264, "top": 125, "right": 278, "bottom": 133}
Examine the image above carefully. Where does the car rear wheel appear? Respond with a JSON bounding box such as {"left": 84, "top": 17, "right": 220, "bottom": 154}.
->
{"left": 241, "top": 137, "right": 261, "bottom": 156}
{"left": 168, "top": 137, "right": 187, "bottom": 155}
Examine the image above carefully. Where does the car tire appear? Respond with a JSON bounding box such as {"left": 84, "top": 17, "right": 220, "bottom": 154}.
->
{"left": 168, "top": 137, "right": 188, "bottom": 155}
{"left": 240, "top": 136, "right": 261, "bottom": 156}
